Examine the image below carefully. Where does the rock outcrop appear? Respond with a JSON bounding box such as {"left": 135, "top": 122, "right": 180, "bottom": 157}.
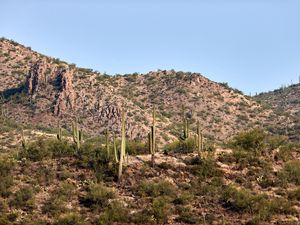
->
{"left": 53, "top": 68, "right": 76, "bottom": 116}
{"left": 25, "top": 61, "right": 76, "bottom": 116}
{"left": 25, "top": 60, "right": 47, "bottom": 98}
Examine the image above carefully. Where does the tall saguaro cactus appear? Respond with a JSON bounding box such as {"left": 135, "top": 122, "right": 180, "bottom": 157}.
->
{"left": 184, "top": 118, "right": 189, "bottom": 140}
{"left": 196, "top": 120, "right": 203, "bottom": 158}
{"left": 113, "top": 133, "right": 118, "bottom": 163}
{"left": 105, "top": 129, "right": 110, "bottom": 156}
{"left": 181, "top": 106, "right": 189, "bottom": 140}
{"left": 149, "top": 106, "right": 156, "bottom": 166}
{"left": 118, "top": 111, "right": 126, "bottom": 181}
{"left": 21, "top": 129, "right": 26, "bottom": 150}
{"left": 57, "top": 122, "right": 63, "bottom": 141}
{"left": 72, "top": 118, "right": 82, "bottom": 150}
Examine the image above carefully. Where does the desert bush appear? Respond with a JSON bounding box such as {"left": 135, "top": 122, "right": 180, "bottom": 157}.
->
{"left": 20, "top": 138, "right": 53, "bottom": 161}
{"left": 221, "top": 186, "right": 295, "bottom": 221}
{"left": 175, "top": 206, "right": 198, "bottom": 224}
{"left": 173, "top": 191, "right": 194, "bottom": 205}
{"left": 221, "top": 186, "right": 269, "bottom": 218}
{"left": 191, "top": 177, "right": 224, "bottom": 200}
{"left": 0, "top": 215, "right": 10, "bottom": 225}
{"left": 77, "top": 143, "right": 116, "bottom": 181}
{"left": 97, "top": 201, "right": 130, "bottom": 225}
{"left": 0, "top": 155, "right": 15, "bottom": 197}
{"left": 164, "top": 137, "right": 196, "bottom": 153}
{"left": 278, "top": 160, "right": 300, "bottom": 185}
{"left": 152, "top": 196, "right": 172, "bottom": 224}
{"left": 131, "top": 208, "right": 154, "bottom": 224}
{"left": 126, "top": 140, "right": 148, "bottom": 155}
{"left": 53, "top": 213, "right": 89, "bottom": 225}
{"left": 229, "top": 129, "right": 266, "bottom": 155}
{"left": 81, "top": 183, "right": 116, "bottom": 210}
{"left": 275, "top": 143, "right": 296, "bottom": 162}
{"left": 288, "top": 188, "right": 300, "bottom": 201}
{"left": 135, "top": 179, "right": 177, "bottom": 198}
{"left": 42, "top": 196, "right": 67, "bottom": 216}
{"left": 188, "top": 158, "right": 223, "bottom": 179}
{"left": 20, "top": 138, "right": 75, "bottom": 161}
{"left": 9, "top": 186, "right": 35, "bottom": 211}
{"left": 42, "top": 181, "right": 76, "bottom": 216}
{"left": 35, "top": 164, "right": 56, "bottom": 185}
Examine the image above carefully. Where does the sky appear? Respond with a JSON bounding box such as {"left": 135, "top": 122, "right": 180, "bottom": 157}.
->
{"left": 1, "top": 0, "right": 300, "bottom": 95}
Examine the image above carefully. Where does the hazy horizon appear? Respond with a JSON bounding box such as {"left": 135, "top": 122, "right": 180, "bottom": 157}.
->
{"left": 1, "top": 0, "right": 300, "bottom": 94}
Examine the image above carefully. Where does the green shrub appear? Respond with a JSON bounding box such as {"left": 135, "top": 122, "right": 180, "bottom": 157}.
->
{"left": 164, "top": 137, "right": 196, "bottom": 153}
{"left": 189, "top": 158, "right": 223, "bottom": 179}
{"left": 53, "top": 213, "right": 89, "bottom": 225}
{"left": 35, "top": 164, "right": 56, "bottom": 185}
{"left": 0, "top": 156, "right": 15, "bottom": 197}
{"left": 81, "top": 183, "right": 116, "bottom": 210}
{"left": 42, "top": 181, "right": 76, "bottom": 216}
{"left": 173, "top": 191, "right": 194, "bottom": 205}
{"left": 219, "top": 149, "right": 271, "bottom": 170}
{"left": 0, "top": 215, "right": 10, "bottom": 225}
{"left": 9, "top": 186, "right": 35, "bottom": 211}
{"left": 221, "top": 186, "right": 269, "bottom": 218}
{"left": 20, "top": 138, "right": 53, "bottom": 161}
{"left": 221, "top": 186, "right": 295, "bottom": 221}
{"left": 275, "top": 144, "right": 296, "bottom": 162}
{"left": 229, "top": 129, "right": 266, "bottom": 154}
{"left": 42, "top": 196, "right": 66, "bottom": 216}
{"left": 191, "top": 177, "right": 224, "bottom": 199}
{"left": 126, "top": 140, "right": 148, "bottom": 155}
{"left": 152, "top": 196, "right": 172, "bottom": 224}
{"left": 50, "top": 140, "right": 75, "bottom": 158}
{"left": 77, "top": 143, "right": 116, "bottom": 181}
{"left": 97, "top": 201, "right": 130, "bottom": 225}
{"left": 20, "top": 139, "right": 75, "bottom": 161}
{"left": 288, "top": 188, "right": 300, "bottom": 201}
{"left": 131, "top": 208, "right": 154, "bottom": 224}
{"left": 278, "top": 160, "right": 300, "bottom": 185}
{"left": 135, "top": 179, "right": 177, "bottom": 198}
{"left": 175, "top": 206, "right": 198, "bottom": 224}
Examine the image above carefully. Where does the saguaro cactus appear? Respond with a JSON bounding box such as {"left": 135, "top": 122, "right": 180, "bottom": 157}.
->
{"left": 57, "top": 122, "right": 63, "bottom": 141}
{"left": 72, "top": 119, "right": 82, "bottom": 150}
{"left": 184, "top": 118, "right": 189, "bottom": 140}
{"left": 21, "top": 129, "right": 26, "bottom": 150}
{"left": 196, "top": 120, "right": 203, "bottom": 158}
{"left": 105, "top": 129, "right": 110, "bottom": 156}
{"left": 113, "top": 133, "right": 119, "bottom": 163}
{"left": 148, "top": 106, "right": 156, "bottom": 166}
{"left": 118, "top": 111, "right": 126, "bottom": 181}
{"left": 181, "top": 106, "right": 189, "bottom": 140}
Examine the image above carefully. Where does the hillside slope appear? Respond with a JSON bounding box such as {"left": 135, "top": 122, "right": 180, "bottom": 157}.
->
{"left": 0, "top": 38, "right": 294, "bottom": 143}
{"left": 255, "top": 84, "right": 300, "bottom": 140}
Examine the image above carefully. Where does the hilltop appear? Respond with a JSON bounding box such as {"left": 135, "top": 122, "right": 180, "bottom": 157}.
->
{"left": 255, "top": 84, "right": 300, "bottom": 140}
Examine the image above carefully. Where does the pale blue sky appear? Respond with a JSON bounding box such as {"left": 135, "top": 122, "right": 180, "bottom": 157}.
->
{"left": 1, "top": 0, "right": 300, "bottom": 94}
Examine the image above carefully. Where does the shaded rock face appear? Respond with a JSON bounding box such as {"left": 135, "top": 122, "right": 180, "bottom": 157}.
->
{"left": 25, "top": 61, "right": 76, "bottom": 116}
{"left": 25, "top": 60, "right": 47, "bottom": 98}
{"left": 53, "top": 69, "right": 76, "bottom": 116}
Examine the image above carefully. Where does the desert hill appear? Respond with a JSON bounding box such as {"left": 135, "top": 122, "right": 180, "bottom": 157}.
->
{"left": 0, "top": 38, "right": 299, "bottom": 225}
{"left": 0, "top": 38, "right": 294, "bottom": 144}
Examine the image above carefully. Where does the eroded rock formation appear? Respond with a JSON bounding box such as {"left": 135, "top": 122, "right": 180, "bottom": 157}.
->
{"left": 53, "top": 69, "right": 76, "bottom": 116}
{"left": 25, "top": 61, "right": 76, "bottom": 116}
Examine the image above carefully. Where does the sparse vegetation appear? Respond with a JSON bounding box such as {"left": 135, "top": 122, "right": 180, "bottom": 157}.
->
{"left": 0, "top": 38, "right": 299, "bottom": 224}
